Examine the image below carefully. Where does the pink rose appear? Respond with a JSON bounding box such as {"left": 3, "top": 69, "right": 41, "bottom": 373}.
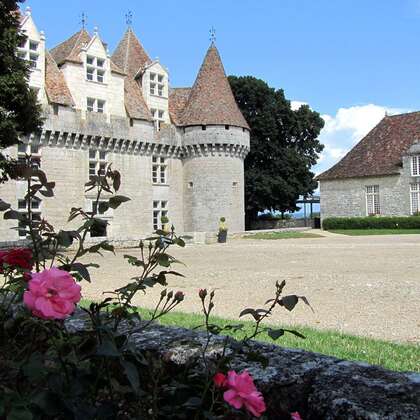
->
{"left": 0, "top": 248, "right": 33, "bottom": 272}
{"left": 223, "top": 370, "right": 266, "bottom": 418}
{"left": 291, "top": 412, "right": 303, "bottom": 420}
{"left": 213, "top": 372, "right": 227, "bottom": 388}
{"left": 24, "top": 267, "right": 81, "bottom": 320}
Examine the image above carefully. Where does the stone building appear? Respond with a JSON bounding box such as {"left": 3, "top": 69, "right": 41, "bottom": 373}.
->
{"left": 317, "top": 112, "right": 420, "bottom": 219}
{"left": 0, "top": 8, "right": 250, "bottom": 243}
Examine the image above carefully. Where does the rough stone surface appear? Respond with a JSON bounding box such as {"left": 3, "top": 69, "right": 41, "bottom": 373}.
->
{"left": 66, "top": 312, "right": 420, "bottom": 419}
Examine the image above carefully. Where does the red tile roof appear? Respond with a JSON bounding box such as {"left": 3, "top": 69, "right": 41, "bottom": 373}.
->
{"left": 169, "top": 88, "right": 191, "bottom": 125}
{"left": 50, "top": 29, "right": 91, "bottom": 65}
{"left": 124, "top": 78, "right": 152, "bottom": 121}
{"left": 111, "top": 29, "right": 151, "bottom": 78}
{"left": 180, "top": 44, "right": 249, "bottom": 129}
{"left": 44, "top": 51, "right": 74, "bottom": 106}
{"left": 316, "top": 112, "right": 420, "bottom": 181}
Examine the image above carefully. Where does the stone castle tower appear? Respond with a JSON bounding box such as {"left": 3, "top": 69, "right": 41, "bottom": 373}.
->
{"left": 0, "top": 7, "right": 250, "bottom": 244}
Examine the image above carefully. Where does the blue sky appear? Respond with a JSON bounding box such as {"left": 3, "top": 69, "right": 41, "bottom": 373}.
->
{"left": 24, "top": 0, "right": 420, "bottom": 174}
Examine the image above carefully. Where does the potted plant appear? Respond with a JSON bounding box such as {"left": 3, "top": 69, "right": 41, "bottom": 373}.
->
{"left": 217, "top": 217, "right": 228, "bottom": 243}
{"left": 161, "top": 215, "right": 171, "bottom": 234}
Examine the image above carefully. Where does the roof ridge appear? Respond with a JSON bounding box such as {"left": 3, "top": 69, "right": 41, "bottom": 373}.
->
{"left": 386, "top": 110, "right": 420, "bottom": 118}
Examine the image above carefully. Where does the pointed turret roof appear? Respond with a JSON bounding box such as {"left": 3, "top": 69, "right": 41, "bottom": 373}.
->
{"left": 181, "top": 44, "right": 249, "bottom": 129}
{"left": 111, "top": 28, "right": 151, "bottom": 77}
{"left": 50, "top": 29, "right": 91, "bottom": 65}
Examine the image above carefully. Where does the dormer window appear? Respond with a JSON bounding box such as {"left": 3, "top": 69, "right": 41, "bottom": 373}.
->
{"left": 17, "top": 38, "right": 39, "bottom": 69}
{"left": 411, "top": 155, "right": 420, "bottom": 176}
{"left": 150, "top": 72, "right": 165, "bottom": 97}
{"left": 86, "top": 55, "right": 106, "bottom": 83}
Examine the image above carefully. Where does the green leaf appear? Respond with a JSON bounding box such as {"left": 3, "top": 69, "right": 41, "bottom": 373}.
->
{"left": 71, "top": 263, "right": 91, "bottom": 282}
{"left": 283, "top": 329, "right": 306, "bottom": 339}
{"left": 157, "top": 254, "right": 170, "bottom": 267}
{"left": 267, "top": 328, "right": 285, "bottom": 340}
{"left": 98, "top": 201, "right": 109, "bottom": 213}
{"left": 278, "top": 295, "right": 299, "bottom": 311}
{"left": 4, "top": 210, "right": 23, "bottom": 220}
{"left": 96, "top": 339, "right": 120, "bottom": 357}
{"left": 0, "top": 199, "right": 11, "bottom": 211}
{"left": 121, "top": 360, "right": 139, "bottom": 393}
{"left": 108, "top": 195, "right": 130, "bottom": 209}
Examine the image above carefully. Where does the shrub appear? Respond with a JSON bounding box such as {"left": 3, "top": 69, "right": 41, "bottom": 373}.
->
{"left": 322, "top": 216, "right": 420, "bottom": 230}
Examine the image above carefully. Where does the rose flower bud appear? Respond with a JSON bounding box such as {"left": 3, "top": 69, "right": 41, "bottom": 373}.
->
{"left": 199, "top": 288, "right": 207, "bottom": 300}
{"left": 174, "top": 291, "right": 184, "bottom": 302}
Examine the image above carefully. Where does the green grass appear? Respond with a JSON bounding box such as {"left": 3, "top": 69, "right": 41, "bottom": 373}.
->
{"left": 330, "top": 229, "right": 420, "bottom": 236}
{"left": 81, "top": 299, "right": 418, "bottom": 372}
{"left": 243, "top": 231, "right": 324, "bottom": 240}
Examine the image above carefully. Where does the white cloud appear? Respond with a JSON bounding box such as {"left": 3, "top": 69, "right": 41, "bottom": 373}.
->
{"left": 312, "top": 104, "right": 409, "bottom": 176}
{"left": 291, "top": 100, "right": 307, "bottom": 111}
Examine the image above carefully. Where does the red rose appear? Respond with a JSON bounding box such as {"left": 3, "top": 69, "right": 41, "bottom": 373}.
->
{"left": 0, "top": 248, "right": 33, "bottom": 272}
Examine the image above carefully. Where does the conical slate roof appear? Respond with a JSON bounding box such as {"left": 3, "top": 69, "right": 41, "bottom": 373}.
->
{"left": 50, "top": 29, "right": 91, "bottom": 65}
{"left": 111, "top": 28, "right": 151, "bottom": 77}
{"left": 181, "top": 44, "right": 249, "bottom": 129}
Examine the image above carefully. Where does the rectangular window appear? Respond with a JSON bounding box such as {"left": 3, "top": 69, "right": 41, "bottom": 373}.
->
{"left": 87, "top": 98, "right": 105, "bottom": 113}
{"left": 17, "top": 142, "right": 41, "bottom": 171}
{"left": 86, "top": 55, "right": 106, "bottom": 83}
{"left": 152, "top": 200, "right": 168, "bottom": 230}
{"left": 17, "top": 38, "right": 38, "bottom": 69}
{"left": 86, "top": 67, "right": 94, "bottom": 81}
{"left": 17, "top": 198, "right": 42, "bottom": 238}
{"left": 410, "top": 183, "right": 420, "bottom": 214}
{"left": 411, "top": 156, "right": 420, "bottom": 176}
{"left": 150, "top": 108, "right": 165, "bottom": 131}
{"left": 152, "top": 156, "right": 167, "bottom": 184}
{"left": 88, "top": 149, "right": 107, "bottom": 179}
{"left": 29, "top": 53, "right": 38, "bottom": 69}
{"left": 366, "top": 185, "right": 380, "bottom": 215}
{"left": 150, "top": 83, "right": 156, "bottom": 95}
{"left": 87, "top": 98, "right": 95, "bottom": 112}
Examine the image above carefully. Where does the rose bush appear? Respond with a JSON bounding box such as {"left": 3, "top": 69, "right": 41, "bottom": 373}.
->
{"left": 0, "top": 247, "right": 33, "bottom": 272}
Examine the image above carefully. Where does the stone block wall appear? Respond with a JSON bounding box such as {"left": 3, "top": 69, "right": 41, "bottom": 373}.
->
{"left": 66, "top": 314, "right": 420, "bottom": 419}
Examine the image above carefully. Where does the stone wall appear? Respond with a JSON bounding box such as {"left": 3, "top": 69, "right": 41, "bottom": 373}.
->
{"left": 66, "top": 314, "right": 420, "bottom": 419}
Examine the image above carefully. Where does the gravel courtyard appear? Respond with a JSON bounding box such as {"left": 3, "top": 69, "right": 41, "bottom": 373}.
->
{"left": 80, "top": 232, "right": 420, "bottom": 344}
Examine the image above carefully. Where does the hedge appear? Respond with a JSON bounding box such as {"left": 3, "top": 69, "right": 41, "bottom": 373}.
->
{"left": 322, "top": 216, "right": 420, "bottom": 230}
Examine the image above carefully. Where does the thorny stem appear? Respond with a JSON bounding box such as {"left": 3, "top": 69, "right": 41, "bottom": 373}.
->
{"left": 26, "top": 162, "right": 40, "bottom": 272}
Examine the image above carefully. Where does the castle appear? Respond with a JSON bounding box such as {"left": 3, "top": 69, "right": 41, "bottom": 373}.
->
{"left": 0, "top": 7, "right": 250, "bottom": 243}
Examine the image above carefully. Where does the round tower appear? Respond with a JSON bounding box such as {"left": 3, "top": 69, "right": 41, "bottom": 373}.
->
{"left": 180, "top": 44, "right": 250, "bottom": 232}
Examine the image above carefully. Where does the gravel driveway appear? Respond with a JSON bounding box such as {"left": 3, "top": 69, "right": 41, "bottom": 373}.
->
{"left": 80, "top": 232, "right": 420, "bottom": 344}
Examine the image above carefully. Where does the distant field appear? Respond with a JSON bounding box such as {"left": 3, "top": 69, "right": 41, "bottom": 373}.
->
{"left": 331, "top": 229, "right": 420, "bottom": 236}
{"left": 243, "top": 231, "right": 324, "bottom": 240}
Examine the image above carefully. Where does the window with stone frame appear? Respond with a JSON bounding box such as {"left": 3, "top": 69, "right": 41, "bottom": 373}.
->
{"left": 153, "top": 200, "right": 168, "bottom": 231}
{"left": 411, "top": 155, "right": 420, "bottom": 176}
{"left": 150, "top": 72, "right": 165, "bottom": 97}
{"left": 150, "top": 108, "right": 165, "bottom": 131}
{"left": 17, "top": 142, "right": 41, "bottom": 170}
{"left": 86, "top": 55, "right": 106, "bottom": 83}
{"left": 17, "top": 37, "right": 39, "bottom": 69}
{"left": 89, "top": 149, "right": 107, "bottom": 180}
{"left": 87, "top": 98, "right": 105, "bottom": 113}
{"left": 17, "top": 197, "right": 42, "bottom": 238}
{"left": 152, "top": 156, "right": 167, "bottom": 184}
{"left": 410, "top": 183, "right": 420, "bottom": 214}
{"left": 366, "top": 185, "right": 380, "bottom": 215}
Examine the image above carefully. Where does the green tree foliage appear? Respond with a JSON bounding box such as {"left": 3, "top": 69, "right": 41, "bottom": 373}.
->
{"left": 0, "top": 0, "right": 42, "bottom": 174}
{"left": 228, "top": 76, "right": 324, "bottom": 227}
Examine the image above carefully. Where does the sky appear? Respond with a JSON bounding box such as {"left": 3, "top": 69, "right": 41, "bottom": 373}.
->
{"left": 23, "top": 0, "right": 420, "bottom": 176}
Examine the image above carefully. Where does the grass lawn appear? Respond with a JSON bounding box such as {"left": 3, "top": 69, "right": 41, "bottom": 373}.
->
{"left": 81, "top": 299, "right": 418, "bottom": 372}
{"left": 330, "top": 229, "right": 420, "bottom": 236}
{"left": 243, "top": 231, "right": 324, "bottom": 240}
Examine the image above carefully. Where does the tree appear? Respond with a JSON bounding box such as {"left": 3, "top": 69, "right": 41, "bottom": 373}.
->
{"left": 228, "top": 76, "right": 324, "bottom": 227}
{"left": 0, "top": 0, "right": 42, "bottom": 178}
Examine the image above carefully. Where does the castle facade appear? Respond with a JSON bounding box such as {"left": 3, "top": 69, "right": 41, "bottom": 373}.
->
{"left": 0, "top": 8, "right": 250, "bottom": 243}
